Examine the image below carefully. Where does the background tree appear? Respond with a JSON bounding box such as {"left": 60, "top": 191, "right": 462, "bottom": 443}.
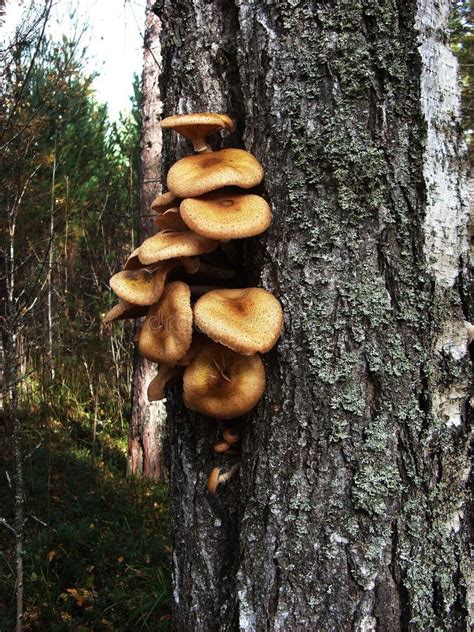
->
{"left": 152, "top": 0, "right": 471, "bottom": 629}
{"left": 1, "top": 2, "right": 140, "bottom": 625}
{"left": 128, "top": 0, "right": 167, "bottom": 480}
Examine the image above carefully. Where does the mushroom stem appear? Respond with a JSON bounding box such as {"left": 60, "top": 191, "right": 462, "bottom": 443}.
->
{"left": 218, "top": 463, "right": 240, "bottom": 485}
{"left": 220, "top": 241, "right": 239, "bottom": 264}
{"left": 208, "top": 463, "right": 240, "bottom": 494}
{"left": 190, "top": 285, "right": 221, "bottom": 297}
{"left": 197, "top": 262, "right": 238, "bottom": 280}
{"left": 194, "top": 142, "right": 212, "bottom": 154}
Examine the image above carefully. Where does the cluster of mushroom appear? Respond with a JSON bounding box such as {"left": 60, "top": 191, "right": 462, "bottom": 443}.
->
{"left": 104, "top": 113, "right": 283, "bottom": 492}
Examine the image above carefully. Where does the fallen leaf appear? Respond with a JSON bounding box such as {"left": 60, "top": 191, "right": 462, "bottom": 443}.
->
{"left": 48, "top": 550, "right": 57, "bottom": 562}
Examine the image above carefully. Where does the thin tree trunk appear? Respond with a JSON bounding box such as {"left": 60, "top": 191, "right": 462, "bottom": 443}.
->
{"left": 154, "top": 0, "right": 471, "bottom": 629}
{"left": 47, "top": 145, "right": 56, "bottom": 382}
{"left": 128, "top": 0, "right": 166, "bottom": 480}
{"left": 2, "top": 205, "right": 25, "bottom": 632}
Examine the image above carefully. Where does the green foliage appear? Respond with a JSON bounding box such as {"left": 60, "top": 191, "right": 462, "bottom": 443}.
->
{"left": 1, "top": 23, "right": 140, "bottom": 434}
{"left": 0, "top": 405, "right": 171, "bottom": 631}
{"left": 450, "top": 0, "right": 473, "bottom": 157}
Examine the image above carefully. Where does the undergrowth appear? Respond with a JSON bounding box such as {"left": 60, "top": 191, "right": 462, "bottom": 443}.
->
{"left": 0, "top": 386, "right": 171, "bottom": 631}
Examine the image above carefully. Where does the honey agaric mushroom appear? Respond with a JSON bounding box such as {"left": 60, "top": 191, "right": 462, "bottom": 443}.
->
{"left": 207, "top": 464, "right": 240, "bottom": 494}
{"left": 154, "top": 207, "right": 189, "bottom": 232}
{"left": 103, "top": 300, "right": 148, "bottom": 324}
{"left": 214, "top": 440, "right": 231, "bottom": 453}
{"left": 110, "top": 262, "right": 176, "bottom": 306}
{"left": 180, "top": 189, "right": 272, "bottom": 240}
{"left": 138, "top": 281, "right": 193, "bottom": 365}
{"left": 147, "top": 365, "right": 180, "bottom": 401}
{"left": 124, "top": 247, "right": 142, "bottom": 271}
{"left": 161, "top": 112, "right": 234, "bottom": 153}
{"left": 194, "top": 287, "right": 283, "bottom": 355}
{"left": 183, "top": 340, "right": 266, "bottom": 419}
{"left": 151, "top": 191, "right": 178, "bottom": 212}
{"left": 167, "top": 148, "right": 264, "bottom": 198}
{"left": 222, "top": 428, "right": 241, "bottom": 445}
{"left": 138, "top": 230, "right": 217, "bottom": 266}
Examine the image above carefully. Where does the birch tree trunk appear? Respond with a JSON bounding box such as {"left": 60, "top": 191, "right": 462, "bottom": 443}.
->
{"left": 128, "top": 0, "right": 166, "bottom": 480}
{"left": 153, "top": 0, "right": 471, "bottom": 629}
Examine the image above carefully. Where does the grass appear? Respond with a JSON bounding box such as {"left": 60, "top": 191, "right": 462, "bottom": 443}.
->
{"left": 0, "top": 397, "right": 172, "bottom": 631}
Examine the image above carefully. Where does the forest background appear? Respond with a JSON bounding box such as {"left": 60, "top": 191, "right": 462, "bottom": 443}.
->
{"left": 0, "top": 0, "right": 471, "bottom": 630}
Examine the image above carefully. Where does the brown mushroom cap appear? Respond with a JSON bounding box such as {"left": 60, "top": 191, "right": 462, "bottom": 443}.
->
{"left": 151, "top": 191, "right": 178, "bottom": 212}
{"left": 103, "top": 300, "right": 148, "bottom": 324}
{"left": 110, "top": 262, "right": 176, "bottom": 306}
{"left": 147, "top": 365, "right": 180, "bottom": 401}
{"left": 167, "top": 148, "right": 264, "bottom": 198}
{"left": 180, "top": 189, "right": 272, "bottom": 240}
{"left": 214, "top": 441, "right": 231, "bottom": 453}
{"left": 222, "top": 428, "right": 241, "bottom": 445}
{"left": 154, "top": 207, "right": 189, "bottom": 232}
{"left": 124, "top": 247, "right": 142, "bottom": 271}
{"left": 161, "top": 113, "right": 234, "bottom": 153}
{"left": 138, "top": 281, "right": 193, "bottom": 365}
{"left": 183, "top": 340, "right": 266, "bottom": 419}
{"left": 138, "top": 231, "right": 217, "bottom": 266}
{"left": 193, "top": 288, "right": 283, "bottom": 355}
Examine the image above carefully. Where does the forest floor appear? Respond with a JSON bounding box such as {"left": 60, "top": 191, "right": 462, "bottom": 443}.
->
{"left": 0, "top": 396, "right": 171, "bottom": 631}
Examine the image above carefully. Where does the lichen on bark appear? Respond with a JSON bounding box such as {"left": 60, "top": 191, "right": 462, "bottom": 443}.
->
{"left": 153, "top": 0, "right": 471, "bottom": 630}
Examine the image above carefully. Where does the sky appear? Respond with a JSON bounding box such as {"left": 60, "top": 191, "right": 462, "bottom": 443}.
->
{"left": 3, "top": 0, "right": 145, "bottom": 121}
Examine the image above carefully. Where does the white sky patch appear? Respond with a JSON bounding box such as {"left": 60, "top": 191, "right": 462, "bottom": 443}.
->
{"left": 2, "top": 0, "right": 145, "bottom": 121}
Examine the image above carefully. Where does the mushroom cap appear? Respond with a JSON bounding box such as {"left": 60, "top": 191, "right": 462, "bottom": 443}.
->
{"left": 208, "top": 467, "right": 221, "bottom": 494}
{"left": 180, "top": 189, "right": 272, "bottom": 240}
{"left": 154, "top": 207, "right": 189, "bottom": 232}
{"left": 124, "top": 246, "right": 143, "bottom": 271}
{"left": 103, "top": 300, "right": 148, "bottom": 324}
{"left": 147, "top": 364, "right": 179, "bottom": 401}
{"left": 138, "top": 281, "right": 193, "bottom": 365}
{"left": 151, "top": 191, "right": 178, "bottom": 212}
{"left": 161, "top": 113, "right": 234, "bottom": 151}
{"left": 193, "top": 288, "right": 283, "bottom": 355}
{"left": 222, "top": 428, "right": 240, "bottom": 445}
{"left": 138, "top": 231, "right": 217, "bottom": 266}
{"left": 167, "top": 149, "right": 264, "bottom": 198}
{"left": 183, "top": 340, "right": 266, "bottom": 419}
{"left": 110, "top": 263, "right": 175, "bottom": 306}
{"left": 214, "top": 441, "right": 231, "bottom": 453}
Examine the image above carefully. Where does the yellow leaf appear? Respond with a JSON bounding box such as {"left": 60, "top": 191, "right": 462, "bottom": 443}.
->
{"left": 117, "top": 556, "right": 124, "bottom": 563}
{"left": 48, "top": 550, "right": 57, "bottom": 562}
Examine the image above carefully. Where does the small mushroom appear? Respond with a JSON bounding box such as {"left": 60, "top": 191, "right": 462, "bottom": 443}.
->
{"left": 207, "top": 463, "right": 240, "bottom": 494}
{"left": 167, "top": 148, "right": 264, "bottom": 198}
{"left": 180, "top": 189, "right": 272, "bottom": 240}
{"left": 138, "top": 281, "right": 193, "bottom": 365}
{"left": 213, "top": 440, "right": 231, "bottom": 453}
{"left": 154, "top": 207, "right": 188, "bottom": 232}
{"left": 161, "top": 112, "right": 234, "bottom": 153}
{"left": 138, "top": 231, "right": 217, "bottom": 266}
{"left": 151, "top": 191, "right": 178, "bottom": 212}
{"left": 222, "top": 428, "right": 241, "bottom": 445}
{"left": 103, "top": 300, "right": 148, "bottom": 324}
{"left": 183, "top": 340, "right": 266, "bottom": 419}
{"left": 147, "top": 364, "right": 180, "bottom": 401}
{"left": 124, "top": 247, "right": 143, "bottom": 271}
{"left": 193, "top": 287, "right": 283, "bottom": 355}
{"left": 110, "top": 261, "right": 177, "bottom": 306}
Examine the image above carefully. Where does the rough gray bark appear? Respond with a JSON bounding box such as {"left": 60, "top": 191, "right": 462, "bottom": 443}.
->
{"left": 128, "top": 0, "right": 166, "bottom": 480}
{"left": 153, "top": 0, "right": 471, "bottom": 630}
